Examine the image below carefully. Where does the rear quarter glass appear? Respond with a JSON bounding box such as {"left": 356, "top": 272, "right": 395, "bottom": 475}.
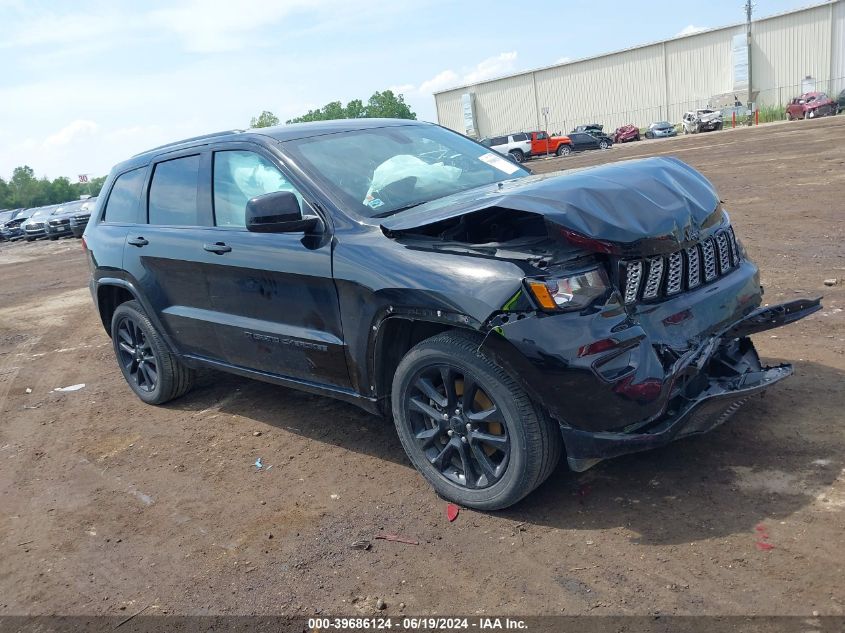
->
{"left": 102, "top": 167, "right": 147, "bottom": 224}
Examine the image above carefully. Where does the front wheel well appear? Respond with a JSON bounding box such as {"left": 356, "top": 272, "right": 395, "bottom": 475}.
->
{"left": 373, "top": 319, "right": 481, "bottom": 414}
{"left": 96, "top": 284, "right": 135, "bottom": 335}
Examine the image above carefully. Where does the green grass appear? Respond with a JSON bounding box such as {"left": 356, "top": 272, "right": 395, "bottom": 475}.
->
{"left": 757, "top": 104, "right": 787, "bottom": 123}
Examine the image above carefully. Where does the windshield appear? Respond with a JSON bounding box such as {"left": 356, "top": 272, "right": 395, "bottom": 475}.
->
{"left": 54, "top": 200, "right": 85, "bottom": 215}
{"left": 283, "top": 124, "right": 530, "bottom": 219}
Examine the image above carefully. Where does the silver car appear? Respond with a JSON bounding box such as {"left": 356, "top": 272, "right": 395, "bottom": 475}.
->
{"left": 645, "top": 121, "right": 677, "bottom": 139}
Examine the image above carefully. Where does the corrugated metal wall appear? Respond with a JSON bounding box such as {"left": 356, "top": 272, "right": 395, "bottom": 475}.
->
{"left": 435, "top": 0, "right": 844, "bottom": 137}
{"left": 752, "top": 2, "right": 833, "bottom": 106}
{"left": 829, "top": 0, "right": 845, "bottom": 95}
{"left": 664, "top": 28, "right": 733, "bottom": 122}
{"left": 534, "top": 43, "right": 665, "bottom": 133}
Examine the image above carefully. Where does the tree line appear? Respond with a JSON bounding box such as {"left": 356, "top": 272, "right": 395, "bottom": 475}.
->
{"left": 251, "top": 89, "right": 416, "bottom": 128}
{"left": 0, "top": 166, "right": 106, "bottom": 210}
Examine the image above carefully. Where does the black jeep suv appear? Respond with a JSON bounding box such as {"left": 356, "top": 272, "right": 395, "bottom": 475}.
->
{"left": 84, "top": 119, "right": 820, "bottom": 510}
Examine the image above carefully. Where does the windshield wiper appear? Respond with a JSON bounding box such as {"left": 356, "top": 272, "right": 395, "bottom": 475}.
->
{"left": 371, "top": 201, "right": 427, "bottom": 219}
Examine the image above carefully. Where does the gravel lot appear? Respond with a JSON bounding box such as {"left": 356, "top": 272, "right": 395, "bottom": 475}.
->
{"left": 1, "top": 116, "right": 843, "bottom": 618}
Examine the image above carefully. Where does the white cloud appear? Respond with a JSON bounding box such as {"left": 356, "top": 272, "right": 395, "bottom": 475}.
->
{"left": 417, "top": 51, "right": 518, "bottom": 95}
{"left": 0, "top": 11, "right": 125, "bottom": 48}
{"left": 418, "top": 70, "right": 461, "bottom": 94}
{"left": 388, "top": 83, "right": 416, "bottom": 95}
{"left": 463, "top": 51, "right": 517, "bottom": 84}
{"left": 676, "top": 24, "right": 707, "bottom": 37}
{"left": 44, "top": 120, "right": 98, "bottom": 148}
{"left": 147, "top": 0, "right": 312, "bottom": 53}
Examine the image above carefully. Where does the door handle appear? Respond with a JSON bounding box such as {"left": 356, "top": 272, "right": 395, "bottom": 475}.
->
{"left": 127, "top": 236, "right": 148, "bottom": 247}
{"left": 203, "top": 242, "right": 232, "bottom": 254}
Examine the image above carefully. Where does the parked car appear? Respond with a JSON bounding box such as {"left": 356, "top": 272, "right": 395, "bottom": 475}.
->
{"left": 613, "top": 124, "right": 640, "bottom": 143}
{"left": 682, "top": 109, "right": 723, "bottom": 134}
{"left": 479, "top": 132, "right": 532, "bottom": 163}
{"left": 1, "top": 209, "right": 30, "bottom": 241}
{"left": 644, "top": 121, "right": 678, "bottom": 138}
{"left": 837, "top": 88, "right": 845, "bottom": 113}
{"left": 568, "top": 131, "right": 613, "bottom": 151}
{"left": 0, "top": 209, "right": 20, "bottom": 241}
{"left": 70, "top": 197, "right": 98, "bottom": 238}
{"left": 22, "top": 205, "right": 60, "bottom": 241}
{"left": 84, "top": 119, "right": 820, "bottom": 510}
{"left": 571, "top": 124, "right": 603, "bottom": 136}
{"left": 46, "top": 200, "right": 93, "bottom": 240}
{"left": 786, "top": 92, "right": 837, "bottom": 120}
{"left": 528, "top": 130, "right": 573, "bottom": 157}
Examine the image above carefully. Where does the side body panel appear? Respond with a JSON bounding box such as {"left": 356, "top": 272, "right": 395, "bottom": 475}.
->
{"left": 331, "top": 223, "right": 528, "bottom": 396}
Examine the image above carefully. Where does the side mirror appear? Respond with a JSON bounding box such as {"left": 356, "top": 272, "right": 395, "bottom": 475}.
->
{"left": 245, "top": 191, "right": 319, "bottom": 233}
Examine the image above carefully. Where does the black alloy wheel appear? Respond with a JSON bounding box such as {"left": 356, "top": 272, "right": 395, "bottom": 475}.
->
{"left": 115, "top": 314, "right": 159, "bottom": 393}
{"left": 110, "top": 300, "right": 195, "bottom": 404}
{"left": 392, "top": 331, "right": 561, "bottom": 510}
{"left": 405, "top": 364, "right": 510, "bottom": 489}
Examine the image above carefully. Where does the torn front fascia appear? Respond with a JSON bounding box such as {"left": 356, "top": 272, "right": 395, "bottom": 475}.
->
{"left": 560, "top": 337, "right": 794, "bottom": 472}
{"left": 487, "top": 296, "right": 821, "bottom": 472}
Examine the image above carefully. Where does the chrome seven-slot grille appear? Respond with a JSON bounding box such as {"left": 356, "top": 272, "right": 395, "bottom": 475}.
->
{"left": 621, "top": 226, "right": 741, "bottom": 305}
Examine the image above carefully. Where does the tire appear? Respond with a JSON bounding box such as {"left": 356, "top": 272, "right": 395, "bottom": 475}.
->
{"left": 391, "top": 330, "right": 562, "bottom": 510}
{"left": 49, "top": 235, "right": 58, "bottom": 241}
{"left": 556, "top": 144, "right": 571, "bottom": 157}
{"left": 599, "top": 139, "right": 609, "bottom": 149}
{"left": 714, "top": 122, "right": 723, "bottom": 131}
{"left": 508, "top": 149, "right": 524, "bottom": 163}
{"left": 26, "top": 237, "right": 34, "bottom": 242}
{"left": 635, "top": 134, "right": 641, "bottom": 141}
{"left": 111, "top": 300, "right": 195, "bottom": 405}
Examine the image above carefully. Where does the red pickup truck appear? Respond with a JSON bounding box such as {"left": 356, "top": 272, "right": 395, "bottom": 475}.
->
{"left": 528, "top": 131, "right": 573, "bottom": 157}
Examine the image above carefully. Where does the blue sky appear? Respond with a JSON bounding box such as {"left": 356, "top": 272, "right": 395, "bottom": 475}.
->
{"left": 0, "top": 0, "right": 812, "bottom": 180}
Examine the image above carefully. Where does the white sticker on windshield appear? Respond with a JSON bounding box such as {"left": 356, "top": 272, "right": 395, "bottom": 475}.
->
{"left": 478, "top": 152, "right": 520, "bottom": 175}
{"left": 367, "top": 198, "right": 384, "bottom": 209}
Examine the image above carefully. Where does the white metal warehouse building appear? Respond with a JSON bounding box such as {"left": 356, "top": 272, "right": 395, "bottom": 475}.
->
{"left": 434, "top": 0, "right": 845, "bottom": 138}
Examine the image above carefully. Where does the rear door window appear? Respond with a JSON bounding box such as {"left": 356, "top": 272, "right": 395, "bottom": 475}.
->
{"left": 103, "top": 167, "right": 146, "bottom": 224}
{"left": 148, "top": 155, "right": 202, "bottom": 226}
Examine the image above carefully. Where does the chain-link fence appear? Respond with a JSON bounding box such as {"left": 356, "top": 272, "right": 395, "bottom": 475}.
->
{"left": 534, "top": 77, "right": 845, "bottom": 137}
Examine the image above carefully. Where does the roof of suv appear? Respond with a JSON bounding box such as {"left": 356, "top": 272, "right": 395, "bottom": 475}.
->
{"left": 129, "top": 119, "right": 430, "bottom": 164}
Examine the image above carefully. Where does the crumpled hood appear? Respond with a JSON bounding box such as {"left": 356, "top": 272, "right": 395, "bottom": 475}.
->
{"left": 381, "top": 156, "right": 721, "bottom": 255}
{"left": 697, "top": 111, "right": 722, "bottom": 121}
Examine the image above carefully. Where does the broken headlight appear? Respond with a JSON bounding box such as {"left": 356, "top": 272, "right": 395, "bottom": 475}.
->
{"left": 526, "top": 267, "right": 610, "bottom": 312}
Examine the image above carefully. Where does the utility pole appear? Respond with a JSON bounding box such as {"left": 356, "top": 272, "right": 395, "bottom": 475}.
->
{"left": 745, "top": 0, "right": 753, "bottom": 124}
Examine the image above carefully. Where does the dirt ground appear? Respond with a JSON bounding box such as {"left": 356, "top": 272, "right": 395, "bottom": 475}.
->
{"left": 1, "top": 116, "right": 844, "bottom": 619}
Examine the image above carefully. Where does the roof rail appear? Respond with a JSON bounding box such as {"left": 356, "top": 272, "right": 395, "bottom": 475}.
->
{"left": 133, "top": 129, "right": 245, "bottom": 156}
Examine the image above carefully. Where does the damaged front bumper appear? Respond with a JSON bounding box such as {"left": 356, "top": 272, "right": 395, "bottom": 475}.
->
{"left": 561, "top": 298, "right": 821, "bottom": 471}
